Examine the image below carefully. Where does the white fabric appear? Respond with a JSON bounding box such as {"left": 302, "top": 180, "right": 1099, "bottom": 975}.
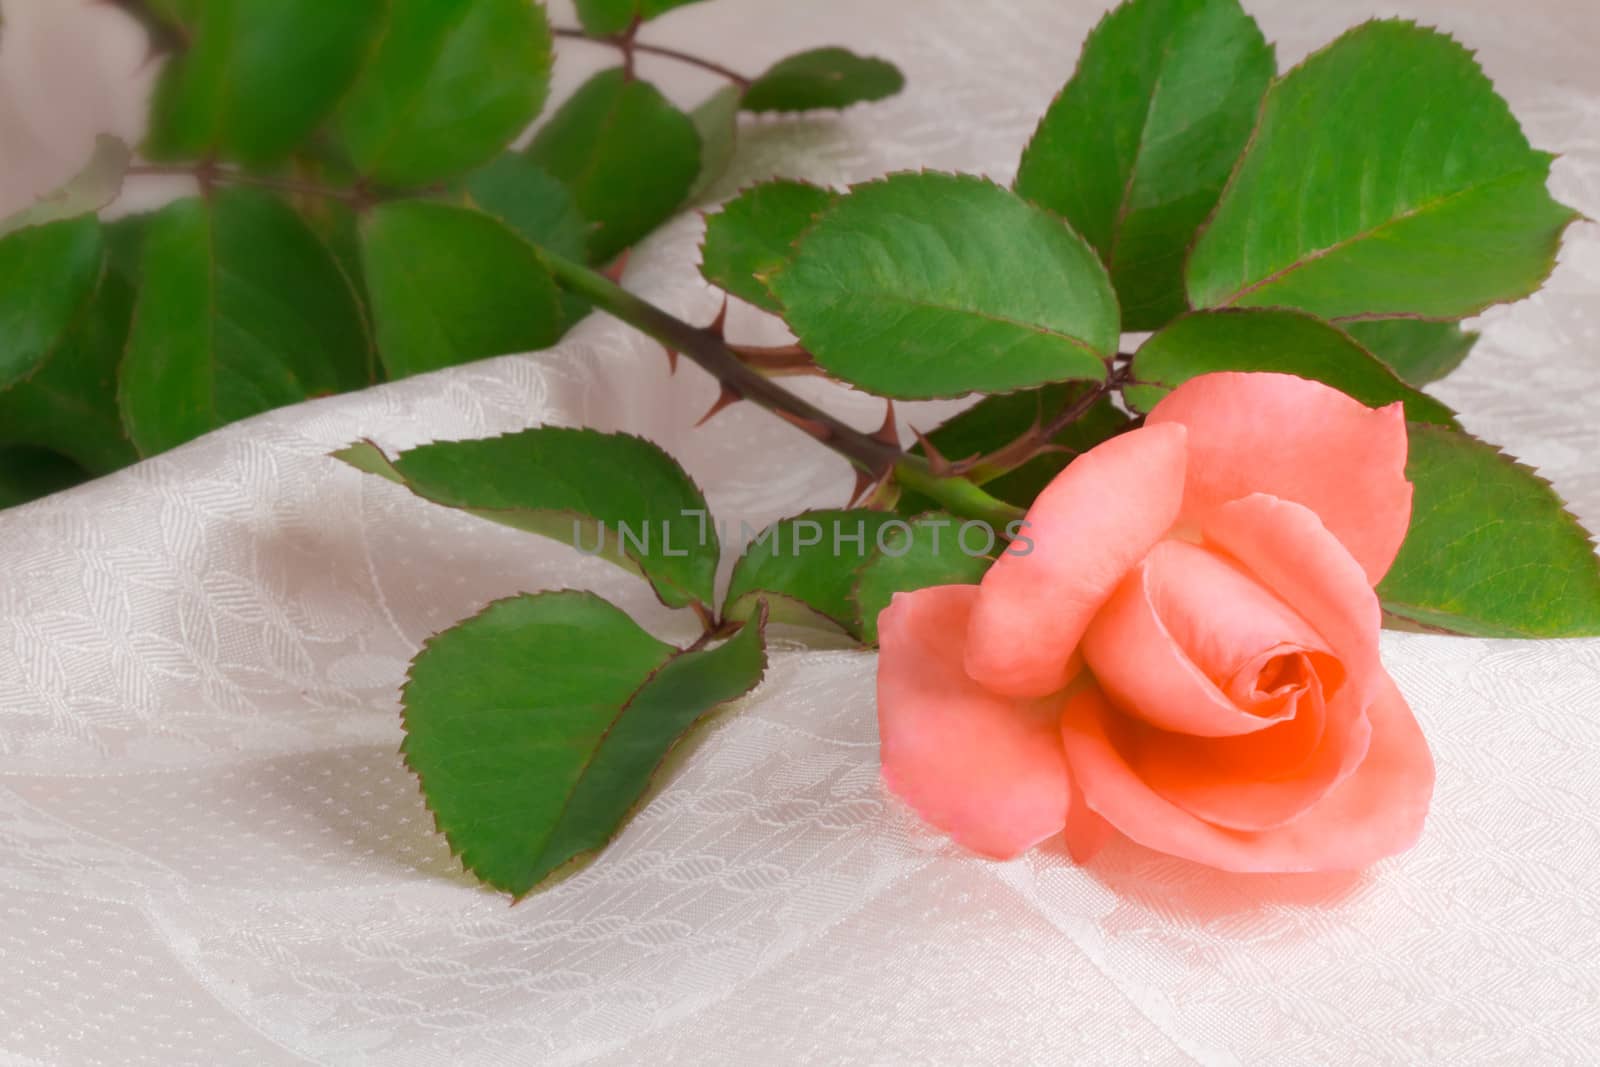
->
{"left": 3, "top": 0, "right": 1599, "bottom": 1063}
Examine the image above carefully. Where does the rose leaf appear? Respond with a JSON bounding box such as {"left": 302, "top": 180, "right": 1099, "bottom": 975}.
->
{"left": 403, "top": 591, "right": 766, "bottom": 898}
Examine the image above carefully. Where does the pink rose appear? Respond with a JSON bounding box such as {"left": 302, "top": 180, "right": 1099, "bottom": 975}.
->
{"left": 876, "top": 372, "right": 1434, "bottom": 871}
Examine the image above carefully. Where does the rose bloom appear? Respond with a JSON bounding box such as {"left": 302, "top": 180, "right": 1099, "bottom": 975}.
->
{"left": 876, "top": 372, "right": 1434, "bottom": 871}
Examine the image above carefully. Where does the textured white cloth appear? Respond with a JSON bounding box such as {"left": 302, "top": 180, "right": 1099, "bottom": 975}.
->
{"left": 2, "top": 0, "right": 1599, "bottom": 1063}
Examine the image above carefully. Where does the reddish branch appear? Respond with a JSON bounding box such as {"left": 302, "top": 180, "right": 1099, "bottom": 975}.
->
{"left": 553, "top": 27, "right": 753, "bottom": 88}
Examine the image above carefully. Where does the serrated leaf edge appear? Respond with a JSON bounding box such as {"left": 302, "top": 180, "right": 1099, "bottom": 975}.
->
{"left": 1126, "top": 305, "right": 1462, "bottom": 427}
{"left": 398, "top": 592, "right": 769, "bottom": 900}
{"left": 740, "top": 47, "right": 905, "bottom": 115}
{"left": 1381, "top": 424, "right": 1600, "bottom": 638}
{"left": 722, "top": 506, "right": 900, "bottom": 638}
{"left": 1182, "top": 19, "right": 1580, "bottom": 320}
{"left": 331, "top": 429, "right": 718, "bottom": 612}
{"left": 695, "top": 176, "right": 838, "bottom": 311}
{"left": 766, "top": 169, "right": 1117, "bottom": 401}
{"left": 845, "top": 509, "right": 996, "bottom": 645}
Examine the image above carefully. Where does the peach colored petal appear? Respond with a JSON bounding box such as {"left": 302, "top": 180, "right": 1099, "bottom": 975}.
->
{"left": 1202, "top": 494, "right": 1383, "bottom": 708}
{"left": 1130, "top": 671, "right": 1374, "bottom": 831}
{"left": 877, "top": 584, "right": 1070, "bottom": 858}
{"left": 1082, "top": 541, "right": 1325, "bottom": 737}
{"left": 965, "top": 423, "right": 1188, "bottom": 699}
{"left": 1061, "top": 677, "right": 1433, "bottom": 872}
{"left": 1064, "top": 772, "right": 1115, "bottom": 864}
{"left": 1146, "top": 372, "right": 1412, "bottom": 584}
{"left": 1143, "top": 541, "right": 1325, "bottom": 680}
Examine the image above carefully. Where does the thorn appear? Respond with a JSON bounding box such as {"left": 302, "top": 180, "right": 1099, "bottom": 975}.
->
{"left": 870, "top": 400, "right": 899, "bottom": 449}
{"left": 910, "top": 424, "right": 954, "bottom": 476}
{"left": 849, "top": 467, "right": 883, "bottom": 506}
{"left": 663, "top": 346, "right": 679, "bottom": 374}
{"left": 772, "top": 408, "right": 834, "bottom": 440}
{"left": 707, "top": 294, "right": 730, "bottom": 339}
{"left": 695, "top": 383, "right": 742, "bottom": 427}
{"left": 601, "top": 249, "right": 631, "bottom": 284}
{"left": 860, "top": 471, "right": 903, "bottom": 511}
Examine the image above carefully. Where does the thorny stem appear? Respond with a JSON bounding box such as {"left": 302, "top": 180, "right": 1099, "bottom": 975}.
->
{"left": 553, "top": 27, "right": 753, "bottom": 88}
{"left": 726, "top": 343, "right": 819, "bottom": 375}
{"left": 1042, "top": 365, "right": 1130, "bottom": 440}
{"left": 537, "top": 247, "right": 1026, "bottom": 526}
{"left": 122, "top": 162, "right": 1062, "bottom": 533}
{"left": 540, "top": 247, "right": 894, "bottom": 472}
{"left": 954, "top": 363, "right": 1136, "bottom": 485}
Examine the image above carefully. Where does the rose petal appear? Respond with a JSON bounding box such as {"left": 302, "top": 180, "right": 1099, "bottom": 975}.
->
{"left": 1081, "top": 541, "right": 1324, "bottom": 737}
{"left": 1064, "top": 772, "right": 1115, "bottom": 864}
{"left": 1144, "top": 540, "right": 1326, "bottom": 680}
{"left": 1146, "top": 372, "right": 1412, "bottom": 584}
{"left": 1202, "top": 494, "right": 1383, "bottom": 708}
{"left": 1130, "top": 671, "right": 1374, "bottom": 831}
{"left": 965, "top": 423, "right": 1188, "bottom": 698}
{"left": 1062, "top": 676, "right": 1433, "bottom": 872}
{"left": 877, "top": 584, "right": 1070, "bottom": 858}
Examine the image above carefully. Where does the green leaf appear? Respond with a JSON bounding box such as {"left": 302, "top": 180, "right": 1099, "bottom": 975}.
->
{"left": 1187, "top": 21, "right": 1579, "bottom": 319}
{"left": 742, "top": 48, "right": 905, "bottom": 113}
{"left": 1125, "top": 309, "right": 1459, "bottom": 426}
{"left": 0, "top": 220, "right": 140, "bottom": 475}
{"left": 898, "top": 383, "right": 1132, "bottom": 512}
{"left": 1015, "top": 0, "right": 1272, "bottom": 331}
{"left": 359, "top": 200, "right": 563, "bottom": 379}
{"left": 145, "top": 0, "right": 384, "bottom": 168}
{"left": 688, "top": 85, "right": 743, "bottom": 201}
{"left": 0, "top": 216, "right": 103, "bottom": 391}
{"left": 526, "top": 69, "right": 701, "bottom": 263}
{"left": 119, "top": 191, "right": 371, "bottom": 456}
{"left": 465, "top": 156, "right": 590, "bottom": 262}
{"left": 465, "top": 155, "right": 593, "bottom": 331}
{"left": 1340, "top": 319, "right": 1479, "bottom": 386}
{"left": 0, "top": 447, "right": 90, "bottom": 509}
{"left": 401, "top": 590, "right": 766, "bottom": 898}
{"left": 337, "top": 0, "right": 553, "bottom": 187}
{"left": 638, "top": 0, "right": 708, "bottom": 19}
{"left": 853, "top": 513, "right": 995, "bottom": 645}
{"left": 1379, "top": 426, "right": 1600, "bottom": 637}
{"left": 102, "top": 212, "right": 148, "bottom": 284}
{"left": 334, "top": 427, "right": 719, "bottom": 609}
{"left": 723, "top": 509, "right": 906, "bottom": 635}
{"left": 575, "top": 0, "right": 707, "bottom": 34}
{"left": 573, "top": 0, "right": 635, "bottom": 35}
{"left": 769, "top": 172, "right": 1117, "bottom": 399}
{"left": 298, "top": 200, "right": 380, "bottom": 382}
{"left": 0, "top": 135, "right": 130, "bottom": 239}
{"left": 700, "top": 179, "right": 836, "bottom": 313}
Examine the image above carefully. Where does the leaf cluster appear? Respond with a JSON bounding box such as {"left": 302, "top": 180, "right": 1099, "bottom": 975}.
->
{"left": 0, "top": 0, "right": 905, "bottom": 507}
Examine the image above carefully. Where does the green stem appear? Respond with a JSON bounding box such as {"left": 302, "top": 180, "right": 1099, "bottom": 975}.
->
{"left": 891, "top": 457, "right": 1025, "bottom": 528}
{"left": 537, "top": 248, "right": 1025, "bottom": 528}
